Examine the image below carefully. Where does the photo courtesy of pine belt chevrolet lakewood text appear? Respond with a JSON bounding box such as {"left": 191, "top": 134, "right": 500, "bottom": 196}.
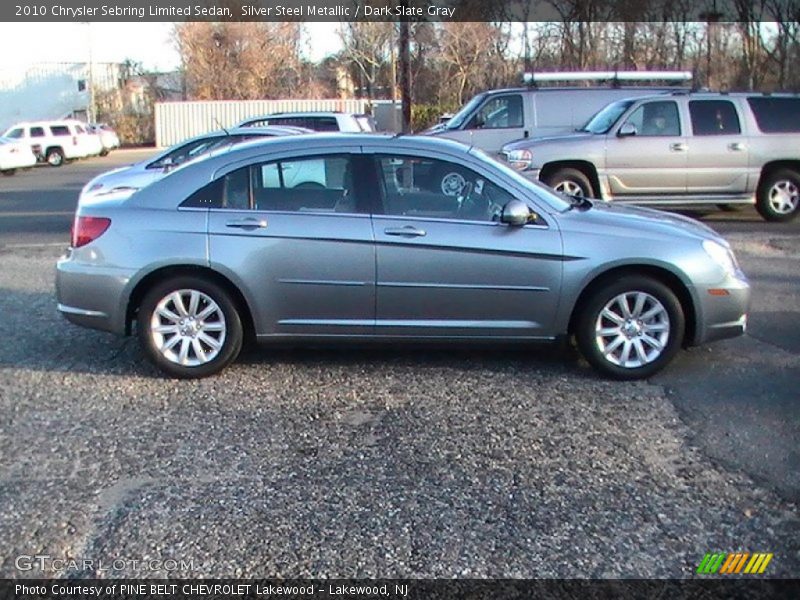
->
{"left": 56, "top": 134, "right": 750, "bottom": 380}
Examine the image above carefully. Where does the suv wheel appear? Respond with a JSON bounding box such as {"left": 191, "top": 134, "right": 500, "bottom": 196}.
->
{"left": 138, "top": 277, "right": 243, "bottom": 378}
{"left": 757, "top": 169, "right": 800, "bottom": 222}
{"left": 46, "top": 148, "right": 65, "bottom": 167}
{"left": 544, "top": 168, "right": 594, "bottom": 198}
{"left": 575, "top": 276, "right": 684, "bottom": 380}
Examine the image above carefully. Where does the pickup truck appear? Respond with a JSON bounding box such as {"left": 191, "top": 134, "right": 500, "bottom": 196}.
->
{"left": 501, "top": 92, "right": 800, "bottom": 222}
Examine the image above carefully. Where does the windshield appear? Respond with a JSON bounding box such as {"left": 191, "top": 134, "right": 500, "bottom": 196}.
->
{"left": 470, "top": 148, "right": 572, "bottom": 212}
{"left": 445, "top": 93, "right": 487, "bottom": 130}
{"left": 579, "top": 99, "right": 636, "bottom": 134}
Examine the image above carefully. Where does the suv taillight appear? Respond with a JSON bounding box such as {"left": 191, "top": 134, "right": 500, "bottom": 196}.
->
{"left": 71, "top": 216, "right": 111, "bottom": 248}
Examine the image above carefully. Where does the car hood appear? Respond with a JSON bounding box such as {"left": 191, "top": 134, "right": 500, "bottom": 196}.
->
{"left": 503, "top": 131, "right": 595, "bottom": 152}
{"left": 565, "top": 200, "right": 724, "bottom": 243}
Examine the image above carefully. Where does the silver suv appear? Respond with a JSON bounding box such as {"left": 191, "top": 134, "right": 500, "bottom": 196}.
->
{"left": 502, "top": 92, "right": 800, "bottom": 222}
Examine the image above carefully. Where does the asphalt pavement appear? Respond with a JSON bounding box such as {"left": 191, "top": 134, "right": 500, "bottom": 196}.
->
{"left": 0, "top": 152, "right": 797, "bottom": 578}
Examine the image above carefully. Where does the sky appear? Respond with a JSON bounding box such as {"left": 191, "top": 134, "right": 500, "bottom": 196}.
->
{"left": 0, "top": 22, "right": 344, "bottom": 72}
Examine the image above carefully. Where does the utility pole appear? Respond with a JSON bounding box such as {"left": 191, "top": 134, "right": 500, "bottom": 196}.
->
{"left": 398, "top": 18, "right": 411, "bottom": 133}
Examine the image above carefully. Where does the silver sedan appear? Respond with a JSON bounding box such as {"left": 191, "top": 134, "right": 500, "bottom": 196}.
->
{"left": 56, "top": 134, "right": 750, "bottom": 379}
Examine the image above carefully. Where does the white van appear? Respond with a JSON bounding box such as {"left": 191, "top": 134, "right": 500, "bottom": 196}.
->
{"left": 425, "top": 71, "right": 693, "bottom": 155}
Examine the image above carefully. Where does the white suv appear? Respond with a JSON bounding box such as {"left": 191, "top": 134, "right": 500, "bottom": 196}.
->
{"left": 3, "top": 120, "right": 101, "bottom": 166}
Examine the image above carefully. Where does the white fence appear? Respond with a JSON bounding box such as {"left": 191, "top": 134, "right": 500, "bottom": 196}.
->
{"left": 154, "top": 98, "right": 372, "bottom": 147}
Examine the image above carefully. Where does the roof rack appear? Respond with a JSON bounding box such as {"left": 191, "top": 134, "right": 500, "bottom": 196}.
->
{"left": 523, "top": 70, "right": 693, "bottom": 88}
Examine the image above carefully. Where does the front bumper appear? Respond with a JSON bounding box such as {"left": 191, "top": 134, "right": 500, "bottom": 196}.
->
{"left": 692, "top": 275, "right": 751, "bottom": 345}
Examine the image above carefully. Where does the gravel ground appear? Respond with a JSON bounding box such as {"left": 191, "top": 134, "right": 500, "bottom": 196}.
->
{"left": 0, "top": 246, "right": 798, "bottom": 579}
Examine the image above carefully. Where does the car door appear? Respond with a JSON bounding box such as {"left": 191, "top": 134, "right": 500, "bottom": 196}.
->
{"left": 367, "top": 151, "right": 563, "bottom": 339}
{"left": 203, "top": 149, "right": 376, "bottom": 337}
{"left": 685, "top": 99, "right": 750, "bottom": 194}
{"left": 604, "top": 99, "right": 688, "bottom": 196}
{"left": 441, "top": 94, "right": 527, "bottom": 154}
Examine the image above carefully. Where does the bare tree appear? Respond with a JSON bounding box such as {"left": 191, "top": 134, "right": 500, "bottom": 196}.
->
{"left": 175, "top": 22, "right": 305, "bottom": 100}
{"left": 338, "top": 22, "right": 394, "bottom": 100}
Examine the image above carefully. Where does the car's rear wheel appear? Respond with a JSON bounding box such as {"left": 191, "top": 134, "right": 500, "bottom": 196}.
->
{"left": 756, "top": 169, "right": 800, "bottom": 222}
{"left": 544, "top": 168, "right": 594, "bottom": 198}
{"left": 46, "top": 148, "right": 64, "bottom": 167}
{"left": 138, "top": 276, "right": 243, "bottom": 378}
{"left": 575, "top": 276, "right": 684, "bottom": 380}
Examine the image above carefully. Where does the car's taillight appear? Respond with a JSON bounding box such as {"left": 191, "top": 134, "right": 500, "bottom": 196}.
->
{"left": 71, "top": 216, "right": 111, "bottom": 248}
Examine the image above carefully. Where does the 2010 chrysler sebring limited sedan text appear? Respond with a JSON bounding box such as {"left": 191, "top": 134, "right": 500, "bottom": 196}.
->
{"left": 56, "top": 135, "right": 750, "bottom": 380}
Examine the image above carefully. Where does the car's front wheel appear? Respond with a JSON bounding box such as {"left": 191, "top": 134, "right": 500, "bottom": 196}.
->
{"left": 575, "top": 276, "right": 684, "bottom": 380}
{"left": 543, "top": 167, "right": 594, "bottom": 198}
{"left": 138, "top": 276, "right": 243, "bottom": 378}
{"left": 756, "top": 169, "right": 800, "bottom": 222}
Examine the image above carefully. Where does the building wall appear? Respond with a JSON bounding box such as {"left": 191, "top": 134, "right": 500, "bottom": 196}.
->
{"left": 154, "top": 98, "right": 373, "bottom": 147}
{"left": 0, "top": 62, "right": 120, "bottom": 131}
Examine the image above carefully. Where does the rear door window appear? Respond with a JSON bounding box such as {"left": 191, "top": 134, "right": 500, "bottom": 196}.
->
{"left": 30, "top": 127, "right": 45, "bottom": 138}
{"left": 747, "top": 97, "right": 800, "bottom": 133}
{"left": 689, "top": 101, "right": 741, "bottom": 136}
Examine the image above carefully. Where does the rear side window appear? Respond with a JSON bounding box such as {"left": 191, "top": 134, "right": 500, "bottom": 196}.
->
{"left": 50, "top": 126, "right": 70, "bottom": 136}
{"left": 689, "top": 101, "right": 741, "bottom": 136}
{"left": 181, "top": 155, "right": 359, "bottom": 213}
{"left": 75, "top": 125, "right": 85, "bottom": 134}
{"left": 30, "top": 127, "right": 45, "bottom": 137}
{"left": 747, "top": 97, "right": 800, "bottom": 133}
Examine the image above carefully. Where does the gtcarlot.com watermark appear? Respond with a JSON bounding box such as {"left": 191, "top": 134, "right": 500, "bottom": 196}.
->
{"left": 16, "top": 554, "right": 197, "bottom": 573}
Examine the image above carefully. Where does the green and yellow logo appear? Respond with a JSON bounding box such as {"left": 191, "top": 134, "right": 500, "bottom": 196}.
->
{"left": 697, "top": 552, "right": 773, "bottom": 575}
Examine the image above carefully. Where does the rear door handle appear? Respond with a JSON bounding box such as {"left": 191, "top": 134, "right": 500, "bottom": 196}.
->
{"left": 384, "top": 226, "right": 426, "bottom": 238}
{"left": 226, "top": 218, "right": 267, "bottom": 230}
{"left": 669, "top": 143, "right": 687, "bottom": 152}
{"left": 728, "top": 142, "right": 746, "bottom": 152}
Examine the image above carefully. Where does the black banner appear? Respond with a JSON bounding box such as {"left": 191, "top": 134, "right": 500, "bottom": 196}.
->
{"left": 2, "top": 0, "right": 785, "bottom": 23}
{"left": 4, "top": 580, "right": 800, "bottom": 600}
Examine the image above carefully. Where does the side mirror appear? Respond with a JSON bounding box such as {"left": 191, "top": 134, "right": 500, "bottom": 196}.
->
{"left": 500, "top": 199, "right": 534, "bottom": 226}
{"left": 618, "top": 122, "right": 637, "bottom": 137}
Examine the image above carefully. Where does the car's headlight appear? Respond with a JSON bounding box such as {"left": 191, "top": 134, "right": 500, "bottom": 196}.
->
{"left": 506, "top": 149, "right": 533, "bottom": 171}
{"left": 703, "top": 239, "right": 740, "bottom": 276}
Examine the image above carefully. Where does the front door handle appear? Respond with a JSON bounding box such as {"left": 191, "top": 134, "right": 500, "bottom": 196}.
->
{"left": 384, "top": 226, "right": 426, "bottom": 238}
{"left": 669, "top": 143, "right": 687, "bottom": 152}
{"left": 728, "top": 142, "right": 746, "bottom": 152}
{"left": 226, "top": 218, "right": 267, "bottom": 230}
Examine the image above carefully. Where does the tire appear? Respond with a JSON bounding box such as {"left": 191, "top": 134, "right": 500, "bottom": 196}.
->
{"left": 1, "top": 169, "right": 16, "bottom": 176}
{"left": 575, "top": 276, "right": 684, "bottom": 380}
{"left": 543, "top": 167, "right": 594, "bottom": 198}
{"left": 137, "top": 276, "right": 243, "bottom": 379}
{"left": 756, "top": 169, "right": 800, "bottom": 222}
{"left": 46, "top": 148, "right": 65, "bottom": 167}
{"left": 100, "top": 148, "right": 109, "bottom": 157}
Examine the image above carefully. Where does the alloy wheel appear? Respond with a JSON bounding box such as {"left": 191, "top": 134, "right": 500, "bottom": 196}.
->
{"left": 150, "top": 289, "right": 227, "bottom": 367}
{"left": 594, "top": 291, "right": 670, "bottom": 368}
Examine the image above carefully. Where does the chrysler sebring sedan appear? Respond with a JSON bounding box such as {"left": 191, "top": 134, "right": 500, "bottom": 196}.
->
{"left": 56, "top": 135, "right": 750, "bottom": 380}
